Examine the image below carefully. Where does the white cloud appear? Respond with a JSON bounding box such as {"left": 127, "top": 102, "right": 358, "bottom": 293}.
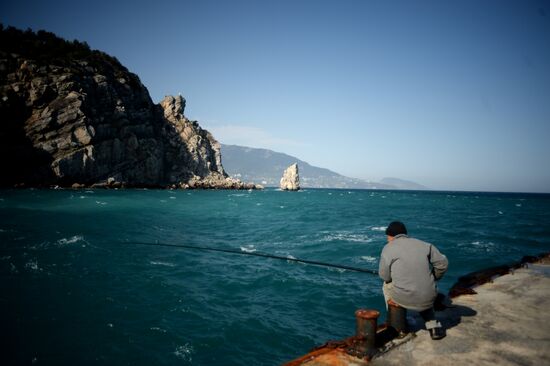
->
{"left": 203, "top": 124, "right": 304, "bottom": 150}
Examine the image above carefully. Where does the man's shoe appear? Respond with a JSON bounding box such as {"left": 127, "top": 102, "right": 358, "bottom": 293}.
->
{"left": 429, "top": 327, "right": 445, "bottom": 340}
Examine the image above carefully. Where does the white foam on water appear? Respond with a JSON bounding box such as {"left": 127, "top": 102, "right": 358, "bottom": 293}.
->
{"left": 107, "top": 323, "right": 114, "bottom": 328}
{"left": 328, "top": 193, "right": 332, "bottom": 195}
{"left": 371, "top": 226, "right": 386, "bottom": 232}
{"left": 360, "top": 256, "right": 377, "bottom": 263}
{"left": 470, "top": 241, "right": 496, "bottom": 252}
{"left": 286, "top": 255, "right": 297, "bottom": 260}
{"left": 327, "top": 267, "right": 347, "bottom": 273}
{"left": 150, "top": 327, "right": 167, "bottom": 333}
{"left": 25, "top": 260, "right": 41, "bottom": 272}
{"left": 85, "top": 190, "right": 94, "bottom": 194}
{"left": 280, "top": 206, "right": 285, "bottom": 209}
{"left": 515, "top": 203, "right": 522, "bottom": 207}
{"left": 150, "top": 261, "right": 176, "bottom": 267}
{"left": 174, "top": 344, "right": 194, "bottom": 362}
{"left": 319, "top": 232, "right": 373, "bottom": 244}
{"left": 240, "top": 245, "right": 256, "bottom": 253}
{"left": 498, "top": 211, "right": 504, "bottom": 215}
{"left": 95, "top": 201, "right": 107, "bottom": 205}
{"left": 170, "top": 196, "right": 176, "bottom": 199}
{"left": 160, "top": 200, "right": 167, "bottom": 203}
{"left": 228, "top": 193, "right": 247, "bottom": 197}
{"left": 56, "top": 235, "right": 84, "bottom": 246}
{"left": 79, "top": 196, "right": 86, "bottom": 199}
{"left": 256, "top": 203, "right": 262, "bottom": 206}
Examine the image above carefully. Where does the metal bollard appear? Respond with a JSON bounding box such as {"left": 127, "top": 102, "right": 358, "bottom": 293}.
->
{"left": 387, "top": 300, "right": 408, "bottom": 336}
{"left": 354, "top": 309, "right": 380, "bottom": 356}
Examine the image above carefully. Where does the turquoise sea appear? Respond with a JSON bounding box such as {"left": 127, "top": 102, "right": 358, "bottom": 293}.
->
{"left": 1, "top": 188, "right": 549, "bottom": 365}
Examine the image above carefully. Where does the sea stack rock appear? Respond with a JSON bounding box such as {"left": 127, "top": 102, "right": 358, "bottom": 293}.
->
{"left": 280, "top": 163, "right": 300, "bottom": 191}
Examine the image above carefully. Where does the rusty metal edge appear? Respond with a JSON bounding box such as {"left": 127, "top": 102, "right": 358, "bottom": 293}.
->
{"left": 448, "top": 251, "right": 550, "bottom": 298}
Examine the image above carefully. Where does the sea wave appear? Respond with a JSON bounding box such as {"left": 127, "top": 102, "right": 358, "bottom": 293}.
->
{"left": 360, "top": 256, "right": 378, "bottom": 264}
{"left": 318, "top": 231, "right": 373, "bottom": 244}
{"left": 56, "top": 235, "right": 85, "bottom": 246}
{"left": 24, "top": 260, "right": 41, "bottom": 272}
{"left": 471, "top": 241, "right": 496, "bottom": 251}
{"left": 150, "top": 261, "right": 176, "bottom": 267}
{"left": 174, "top": 344, "right": 194, "bottom": 362}
{"left": 150, "top": 327, "right": 167, "bottom": 333}
{"left": 240, "top": 245, "right": 256, "bottom": 253}
{"left": 370, "top": 226, "right": 387, "bottom": 232}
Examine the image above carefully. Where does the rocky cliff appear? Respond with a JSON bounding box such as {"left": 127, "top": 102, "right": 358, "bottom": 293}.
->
{"left": 0, "top": 25, "right": 255, "bottom": 189}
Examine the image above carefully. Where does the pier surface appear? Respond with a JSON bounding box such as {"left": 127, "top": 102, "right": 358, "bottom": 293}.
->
{"left": 372, "top": 259, "right": 550, "bottom": 366}
{"left": 285, "top": 257, "right": 550, "bottom": 366}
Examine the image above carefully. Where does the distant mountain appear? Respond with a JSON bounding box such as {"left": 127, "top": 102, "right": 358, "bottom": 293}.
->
{"left": 379, "top": 177, "right": 427, "bottom": 190}
{"left": 220, "top": 144, "right": 395, "bottom": 189}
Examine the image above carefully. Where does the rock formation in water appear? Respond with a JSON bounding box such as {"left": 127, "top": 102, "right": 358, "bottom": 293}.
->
{"left": 280, "top": 163, "right": 300, "bottom": 191}
{"left": 0, "top": 25, "right": 259, "bottom": 189}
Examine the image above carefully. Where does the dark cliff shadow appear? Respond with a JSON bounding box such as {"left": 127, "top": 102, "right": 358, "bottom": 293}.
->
{"left": 0, "top": 91, "right": 55, "bottom": 187}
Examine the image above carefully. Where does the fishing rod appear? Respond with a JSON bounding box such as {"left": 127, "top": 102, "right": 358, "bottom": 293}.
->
{"left": 122, "top": 241, "right": 378, "bottom": 275}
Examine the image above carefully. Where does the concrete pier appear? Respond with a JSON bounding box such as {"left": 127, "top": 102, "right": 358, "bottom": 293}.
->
{"left": 372, "top": 258, "right": 550, "bottom": 366}
{"left": 284, "top": 256, "right": 550, "bottom": 366}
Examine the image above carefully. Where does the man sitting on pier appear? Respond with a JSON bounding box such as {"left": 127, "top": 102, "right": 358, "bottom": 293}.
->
{"left": 378, "top": 221, "right": 448, "bottom": 340}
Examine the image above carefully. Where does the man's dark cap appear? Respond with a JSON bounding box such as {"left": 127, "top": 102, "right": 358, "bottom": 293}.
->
{"left": 385, "top": 221, "right": 407, "bottom": 236}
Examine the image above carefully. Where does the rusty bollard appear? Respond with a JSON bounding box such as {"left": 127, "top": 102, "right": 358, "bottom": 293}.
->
{"left": 353, "top": 309, "right": 380, "bottom": 357}
{"left": 387, "top": 299, "right": 408, "bottom": 337}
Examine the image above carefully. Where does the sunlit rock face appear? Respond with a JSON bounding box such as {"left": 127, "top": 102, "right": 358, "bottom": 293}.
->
{"left": 280, "top": 163, "right": 300, "bottom": 191}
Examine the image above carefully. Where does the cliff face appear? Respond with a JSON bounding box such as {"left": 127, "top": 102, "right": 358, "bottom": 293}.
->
{"left": 0, "top": 26, "right": 237, "bottom": 188}
{"left": 160, "top": 95, "right": 225, "bottom": 182}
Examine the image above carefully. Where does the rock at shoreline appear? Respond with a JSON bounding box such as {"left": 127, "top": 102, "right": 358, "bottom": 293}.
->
{"left": 280, "top": 163, "right": 300, "bottom": 191}
{"left": 0, "top": 26, "right": 259, "bottom": 190}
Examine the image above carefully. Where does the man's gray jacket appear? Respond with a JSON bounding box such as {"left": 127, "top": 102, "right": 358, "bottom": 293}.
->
{"left": 378, "top": 234, "right": 448, "bottom": 311}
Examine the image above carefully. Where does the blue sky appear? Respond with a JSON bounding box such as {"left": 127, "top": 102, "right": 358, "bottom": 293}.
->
{"left": 2, "top": 0, "right": 549, "bottom": 192}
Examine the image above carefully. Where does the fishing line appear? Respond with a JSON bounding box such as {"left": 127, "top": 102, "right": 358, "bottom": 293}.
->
{"left": 122, "top": 241, "right": 378, "bottom": 275}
